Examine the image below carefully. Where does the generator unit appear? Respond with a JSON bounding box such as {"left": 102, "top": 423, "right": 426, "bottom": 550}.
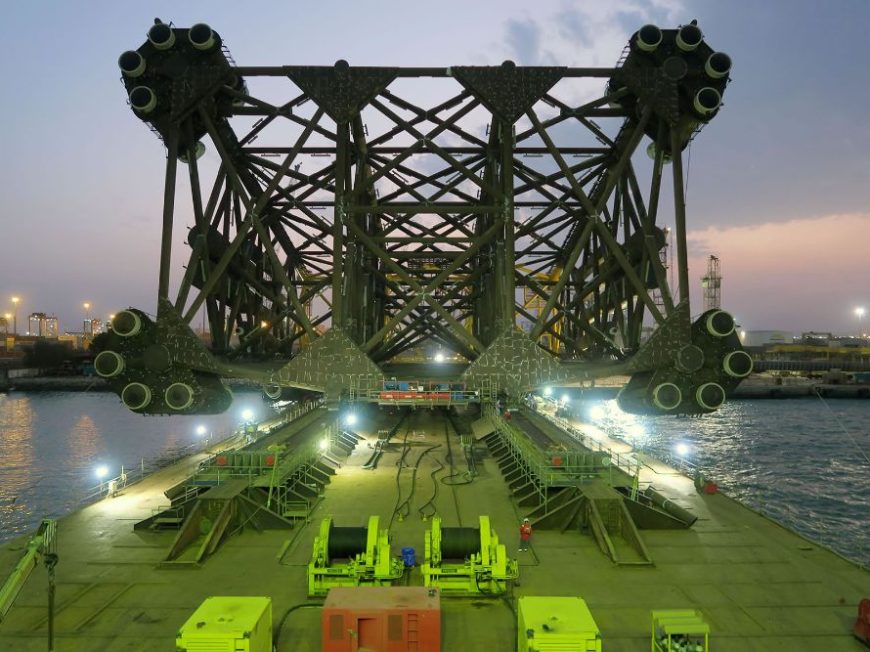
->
{"left": 518, "top": 596, "right": 602, "bottom": 651}
{"left": 421, "top": 515, "right": 517, "bottom": 595}
{"left": 322, "top": 586, "right": 441, "bottom": 652}
{"left": 176, "top": 596, "right": 271, "bottom": 652}
{"left": 308, "top": 515, "right": 404, "bottom": 596}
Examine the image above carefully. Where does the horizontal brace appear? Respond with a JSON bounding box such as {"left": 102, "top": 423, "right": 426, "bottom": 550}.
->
{"left": 231, "top": 66, "right": 617, "bottom": 77}
{"left": 348, "top": 204, "right": 497, "bottom": 214}
{"left": 269, "top": 200, "right": 591, "bottom": 210}
{"left": 371, "top": 237, "right": 473, "bottom": 243}
{"left": 242, "top": 146, "right": 610, "bottom": 156}
{"left": 386, "top": 251, "right": 470, "bottom": 259}
{"left": 233, "top": 106, "right": 626, "bottom": 118}
{"left": 513, "top": 202, "right": 586, "bottom": 207}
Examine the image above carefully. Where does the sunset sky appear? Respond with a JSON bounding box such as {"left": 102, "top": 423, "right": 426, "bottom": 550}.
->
{"left": 1, "top": 0, "right": 867, "bottom": 336}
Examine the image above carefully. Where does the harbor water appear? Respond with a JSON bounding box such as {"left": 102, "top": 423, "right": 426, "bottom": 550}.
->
{"left": 0, "top": 390, "right": 276, "bottom": 544}
{"left": 0, "top": 392, "right": 867, "bottom": 568}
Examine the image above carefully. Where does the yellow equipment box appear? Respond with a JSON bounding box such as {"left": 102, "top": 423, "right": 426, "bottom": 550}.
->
{"left": 651, "top": 609, "right": 709, "bottom": 652}
{"left": 177, "top": 596, "right": 272, "bottom": 652}
{"left": 518, "top": 596, "right": 602, "bottom": 651}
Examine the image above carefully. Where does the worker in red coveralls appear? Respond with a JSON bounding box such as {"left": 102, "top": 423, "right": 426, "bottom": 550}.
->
{"left": 519, "top": 518, "right": 533, "bottom": 551}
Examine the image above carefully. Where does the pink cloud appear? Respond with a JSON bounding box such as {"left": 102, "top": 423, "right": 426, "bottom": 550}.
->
{"left": 686, "top": 213, "right": 870, "bottom": 334}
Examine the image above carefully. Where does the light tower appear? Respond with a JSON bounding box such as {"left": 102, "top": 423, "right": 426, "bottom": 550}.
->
{"left": 701, "top": 255, "right": 721, "bottom": 312}
{"left": 11, "top": 296, "right": 19, "bottom": 334}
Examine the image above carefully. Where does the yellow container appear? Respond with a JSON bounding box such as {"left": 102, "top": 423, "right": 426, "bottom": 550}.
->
{"left": 518, "top": 596, "right": 602, "bottom": 651}
{"left": 177, "top": 596, "right": 272, "bottom": 652}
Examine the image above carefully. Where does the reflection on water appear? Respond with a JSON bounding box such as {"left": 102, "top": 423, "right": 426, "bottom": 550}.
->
{"left": 0, "top": 396, "right": 35, "bottom": 531}
{"left": 0, "top": 396, "right": 34, "bottom": 495}
{"left": 0, "top": 391, "right": 276, "bottom": 542}
{"left": 67, "top": 414, "right": 104, "bottom": 468}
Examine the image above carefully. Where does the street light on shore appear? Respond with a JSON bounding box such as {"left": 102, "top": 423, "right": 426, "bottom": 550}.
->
{"left": 195, "top": 424, "right": 210, "bottom": 445}
{"left": 11, "top": 296, "right": 19, "bottom": 334}
{"left": 856, "top": 307, "right": 866, "bottom": 336}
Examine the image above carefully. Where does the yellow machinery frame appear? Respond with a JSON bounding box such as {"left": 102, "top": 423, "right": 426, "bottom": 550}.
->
{"left": 308, "top": 515, "right": 403, "bottom": 596}
{"left": 422, "top": 515, "right": 518, "bottom": 595}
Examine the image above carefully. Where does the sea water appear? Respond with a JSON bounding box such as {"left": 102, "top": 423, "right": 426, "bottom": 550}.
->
{"left": 0, "top": 390, "right": 276, "bottom": 543}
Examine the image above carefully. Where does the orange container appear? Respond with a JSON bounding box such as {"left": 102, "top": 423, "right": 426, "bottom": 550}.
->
{"left": 322, "top": 586, "right": 441, "bottom": 652}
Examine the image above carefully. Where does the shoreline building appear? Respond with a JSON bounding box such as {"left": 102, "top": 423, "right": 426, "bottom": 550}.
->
{"left": 83, "top": 318, "right": 103, "bottom": 336}
{"left": 27, "top": 312, "right": 59, "bottom": 338}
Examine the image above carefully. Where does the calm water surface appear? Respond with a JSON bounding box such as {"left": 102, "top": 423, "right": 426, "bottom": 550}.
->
{"left": 0, "top": 390, "right": 276, "bottom": 542}
{"left": 0, "top": 392, "right": 868, "bottom": 567}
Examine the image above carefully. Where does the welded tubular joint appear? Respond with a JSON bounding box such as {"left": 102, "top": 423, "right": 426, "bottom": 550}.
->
{"left": 705, "top": 52, "right": 731, "bottom": 79}
{"left": 696, "top": 382, "right": 725, "bottom": 411}
{"left": 676, "top": 24, "right": 703, "bottom": 51}
{"left": 723, "top": 351, "right": 753, "bottom": 378}
{"left": 636, "top": 24, "right": 663, "bottom": 52}
{"left": 129, "top": 87, "right": 156, "bottom": 114}
{"left": 694, "top": 87, "right": 722, "bottom": 116}
{"left": 112, "top": 310, "right": 142, "bottom": 337}
{"left": 122, "top": 382, "right": 152, "bottom": 410}
{"left": 118, "top": 50, "right": 145, "bottom": 77}
{"left": 706, "top": 310, "right": 735, "bottom": 337}
{"left": 165, "top": 383, "right": 195, "bottom": 411}
{"left": 94, "top": 351, "right": 125, "bottom": 378}
{"left": 188, "top": 23, "right": 215, "bottom": 50}
{"left": 652, "top": 383, "right": 682, "bottom": 411}
{"left": 148, "top": 22, "right": 175, "bottom": 50}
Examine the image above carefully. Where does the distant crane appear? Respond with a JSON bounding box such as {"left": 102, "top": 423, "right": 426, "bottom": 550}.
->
{"left": 701, "top": 255, "right": 722, "bottom": 311}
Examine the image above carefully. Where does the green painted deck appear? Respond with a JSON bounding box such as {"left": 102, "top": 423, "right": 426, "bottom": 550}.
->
{"left": 0, "top": 408, "right": 867, "bottom": 651}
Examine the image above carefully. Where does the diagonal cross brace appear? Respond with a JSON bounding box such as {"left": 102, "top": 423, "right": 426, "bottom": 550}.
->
{"left": 527, "top": 106, "right": 662, "bottom": 340}
{"left": 183, "top": 107, "right": 322, "bottom": 323}
{"left": 349, "top": 219, "right": 504, "bottom": 354}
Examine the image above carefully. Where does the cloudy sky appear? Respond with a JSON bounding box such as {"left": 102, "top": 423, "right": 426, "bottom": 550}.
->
{"left": 0, "top": 0, "right": 867, "bottom": 336}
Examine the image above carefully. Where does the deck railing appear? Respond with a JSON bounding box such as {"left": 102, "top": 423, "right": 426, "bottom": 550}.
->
{"left": 537, "top": 410, "right": 641, "bottom": 479}
{"left": 79, "top": 397, "right": 324, "bottom": 503}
